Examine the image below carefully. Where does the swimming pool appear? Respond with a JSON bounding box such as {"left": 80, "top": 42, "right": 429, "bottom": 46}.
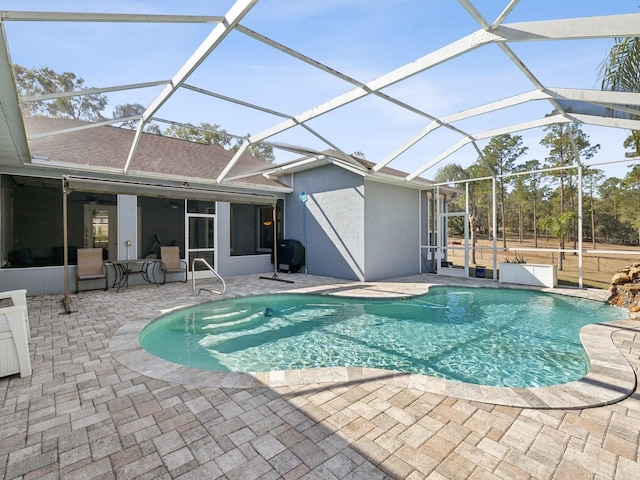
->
{"left": 138, "top": 286, "right": 627, "bottom": 388}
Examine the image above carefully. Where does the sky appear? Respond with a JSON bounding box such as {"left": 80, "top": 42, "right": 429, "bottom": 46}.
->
{"left": 2, "top": 0, "right": 639, "bottom": 180}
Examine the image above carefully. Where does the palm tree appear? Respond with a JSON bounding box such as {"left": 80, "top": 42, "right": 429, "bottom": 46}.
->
{"left": 600, "top": 37, "right": 640, "bottom": 93}
{"left": 600, "top": 37, "right": 640, "bottom": 155}
{"left": 539, "top": 212, "right": 576, "bottom": 271}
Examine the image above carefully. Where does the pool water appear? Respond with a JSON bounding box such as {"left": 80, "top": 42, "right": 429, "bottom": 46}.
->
{"left": 139, "top": 287, "right": 627, "bottom": 387}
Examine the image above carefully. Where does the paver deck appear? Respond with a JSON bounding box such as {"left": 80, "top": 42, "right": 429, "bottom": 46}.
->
{"left": 2, "top": 273, "right": 640, "bottom": 479}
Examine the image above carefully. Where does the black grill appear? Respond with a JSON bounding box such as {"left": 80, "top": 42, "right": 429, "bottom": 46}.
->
{"left": 275, "top": 239, "right": 305, "bottom": 273}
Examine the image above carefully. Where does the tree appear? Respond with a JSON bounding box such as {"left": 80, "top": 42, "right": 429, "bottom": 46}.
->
{"left": 583, "top": 167, "right": 606, "bottom": 249}
{"left": 623, "top": 131, "right": 640, "bottom": 157}
{"left": 13, "top": 64, "right": 277, "bottom": 162}
{"left": 481, "top": 134, "right": 527, "bottom": 249}
{"left": 598, "top": 177, "right": 623, "bottom": 223}
{"left": 113, "top": 103, "right": 145, "bottom": 129}
{"left": 539, "top": 212, "right": 576, "bottom": 271}
{"left": 13, "top": 65, "right": 107, "bottom": 121}
{"left": 519, "top": 160, "right": 547, "bottom": 247}
{"left": 600, "top": 37, "right": 640, "bottom": 94}
{"left": 540, "top": 118, "right": 599, "bottom": 255}
{"left": 164, "top": 122, "right": 232, "bottom": 147}
{"left": 620, "top": 164, "right": 640, "bottom": 245}
{"left": 600, "top": 37, "right": 640, "bottom": 160}
{"left": 231, "top": 137, "right": 275, "bottom": 163}
{"left": 434, "top": 164, "right": 467, "bottom": 185}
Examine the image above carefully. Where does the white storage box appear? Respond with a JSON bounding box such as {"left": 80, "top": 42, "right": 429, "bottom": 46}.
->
{"left": 0, "top": 289, "right": 31, "bottom": 378}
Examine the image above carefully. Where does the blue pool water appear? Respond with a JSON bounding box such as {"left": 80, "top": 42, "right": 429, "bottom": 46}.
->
{"left": 139, "top": 287, "right": 627, "bottom": 387}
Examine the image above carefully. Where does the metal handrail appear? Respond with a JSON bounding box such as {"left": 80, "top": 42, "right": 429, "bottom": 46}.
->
{"left": 191, "top": 258, "right": 226, "bottom": 296}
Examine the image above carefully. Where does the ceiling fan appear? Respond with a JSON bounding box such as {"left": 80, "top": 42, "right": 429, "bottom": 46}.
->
{"left": 69, "top": 193, "right": 116, "bottom": 205}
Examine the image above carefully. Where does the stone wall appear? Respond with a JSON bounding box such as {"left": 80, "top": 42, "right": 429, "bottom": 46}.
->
{"left": 608, "top": 264, "right": 640, "bottom": 313}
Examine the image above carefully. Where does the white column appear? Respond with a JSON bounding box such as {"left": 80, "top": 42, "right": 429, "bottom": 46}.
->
{"left": 578, "top": 166, "right": 584, "bottom": 288}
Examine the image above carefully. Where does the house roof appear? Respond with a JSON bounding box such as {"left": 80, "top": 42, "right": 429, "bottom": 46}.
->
{"left": 23, "top": 116, "right": 287, "bottom": 191}
{"left": 252, "top": 149, "right": 457, "bottom": 193}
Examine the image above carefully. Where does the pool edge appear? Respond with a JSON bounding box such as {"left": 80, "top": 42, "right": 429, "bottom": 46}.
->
{"left": 109, "top": 285, "right": 638, "bottom": 410}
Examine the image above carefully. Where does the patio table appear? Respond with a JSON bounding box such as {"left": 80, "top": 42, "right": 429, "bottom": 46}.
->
{"left": 106, "top": 259, "right": 160, "bottom": 291}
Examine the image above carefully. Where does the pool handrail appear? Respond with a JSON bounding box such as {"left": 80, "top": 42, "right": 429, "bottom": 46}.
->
{"left": 191, "top": 258, "right": 226, "bottom": 296}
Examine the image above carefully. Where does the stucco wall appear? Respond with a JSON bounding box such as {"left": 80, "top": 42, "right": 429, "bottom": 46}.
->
{"left": 364, "top": 180, "right": 420, "bottom": 281}
{"left": 286, "top": 165, "right": 365, "bottom": 281}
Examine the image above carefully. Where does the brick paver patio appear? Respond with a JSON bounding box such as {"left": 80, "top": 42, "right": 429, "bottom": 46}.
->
{"left": 1, "top": 274, "right": 640, "bottom": 479}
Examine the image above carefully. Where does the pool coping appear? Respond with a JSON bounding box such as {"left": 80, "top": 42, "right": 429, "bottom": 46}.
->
{"left": 109, "top": 280, "right": 638, "bottom": 409}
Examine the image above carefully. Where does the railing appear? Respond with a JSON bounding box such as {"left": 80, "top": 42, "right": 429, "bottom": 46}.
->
{"left": 191, "top": 258, "right": 226, "bottom": 296}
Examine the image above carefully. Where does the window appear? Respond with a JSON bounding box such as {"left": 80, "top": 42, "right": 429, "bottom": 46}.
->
{"left": 230, "top": 200, "right": 283, "bottom": 256}
{"left": 258, "top": 206, "right": 274, "bottom": 252}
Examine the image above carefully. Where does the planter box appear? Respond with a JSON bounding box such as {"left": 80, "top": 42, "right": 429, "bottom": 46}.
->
{"left": 499, "top": 263, "right": 557, "bottom": 288}
{"left": 438, "top": 266, "right": 468, "bottom": 278}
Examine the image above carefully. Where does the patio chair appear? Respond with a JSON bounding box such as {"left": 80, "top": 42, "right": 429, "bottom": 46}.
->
{"left": 76, "top": 248, "right": 108, "bottom": 293}
{"left": 160, "top": 246, "right": 187, "bottom": 284}
{"left": 0, "top": 289, "right": 31, "bottom": 377}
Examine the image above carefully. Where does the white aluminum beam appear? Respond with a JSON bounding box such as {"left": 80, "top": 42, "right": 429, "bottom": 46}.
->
{"left": 442, "top": 90, "right": 549, "bottom": 125}
{"left": 124, "top": 0, "right": 258, "bottom": 174}
{"left": 242, "top": 13, "right": 640, "bottom": 176}
{"left": 27, "top": 115, "right": 141, "bottom": 140}
{"left": 237, "top": 23, "right": 478, "bottom": 167}
{"left": 407, "top": 138, "right": 473, "bottom": 181}
{"left": 491, "top": 0, "right": 521, "bottom": 27}
{"left": 459, "top": 2, "right": 570, "bottom": 121}
{"left": 374, "top": 122, "right": 443, "bottom": 173}
{"left": 178, "top": 83, "right": 362, "bottom": 178}
{"left": 236, "top": 25, "right": 365, "bottom": 90}
{"left": 471, "top": 114, "right": 568, "bottom": 141}
{"left": 20, "top": 80, "right": 170, "bottom": 102}
{"left": 140, "top": 0, "right": 257, "bottom": 125}
{"left": 0, "top": 11, "right": 223, "bottom": 23}
{"left": 571, "top": 113, "right": 640, "bottom": 131}
{"left": 373, "top": 89, "right": 549, "bottom": 173}
{"left": 226, "top": 12, "right": 640, "bottom": 170}
{"left": 457, "top": 0, "right": 490, "bottom": 30}
{"left": 491, "top": 14, "right": 640, "bottom": 41}
{"left": 243, "top": 30, "right": 497, "bottom": 147}
{"left": 547, "top": 88, "right": 640, "bottom": 107}
{"left": 181, "top": 84, "right": 290, "bottom": 119}
{"left": 406, "top": 114, "right": 569, "bottom": 181}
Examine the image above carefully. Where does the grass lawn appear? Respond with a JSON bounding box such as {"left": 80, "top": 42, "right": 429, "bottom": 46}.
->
{"left": 445, "top": 236, "right": 640, "bottom": 289}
